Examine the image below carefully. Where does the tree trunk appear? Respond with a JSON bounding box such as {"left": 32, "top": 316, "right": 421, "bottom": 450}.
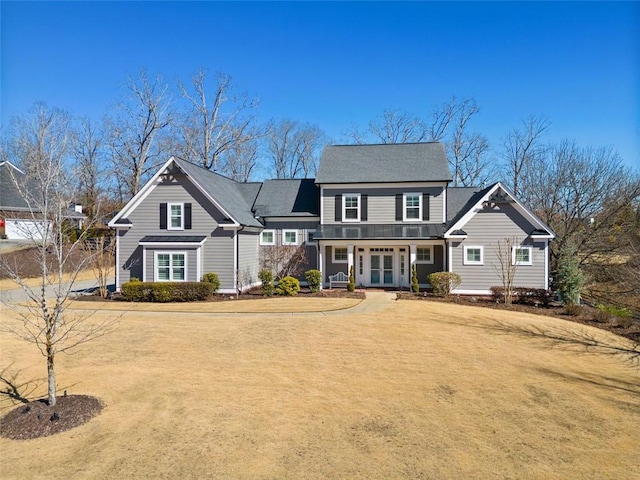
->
{"left": 47, "top": 345, "right": 56, "bottom": 406}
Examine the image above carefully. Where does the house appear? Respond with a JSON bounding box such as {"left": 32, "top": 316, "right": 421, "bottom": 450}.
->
{"left": 109, "top": 143, "right": 555, "bottom": 294}
{"left": 0, "top": 161, "right": 86, "bottom": 240}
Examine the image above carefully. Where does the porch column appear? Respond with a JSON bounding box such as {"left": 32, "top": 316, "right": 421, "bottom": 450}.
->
{"left": 347, "top": 244, "right": 354, "bottom": 279}
{"left": 409, "top": 244, "right": 417, "bottom": 267}
{"left": 318, "top": 243, "right": 324, "bottom": 290}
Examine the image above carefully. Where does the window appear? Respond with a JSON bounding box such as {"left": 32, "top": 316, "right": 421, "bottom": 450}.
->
{"left": 343, "top": 194, "right": 360, "bottom": 222}
{"left": 283, "top": 230, "right": 298, "bottom": 245}
{"left": 155, "top": 252, "right": 186, "bottom": 281}
{"left": 512, "top": 246, "right": 533, "bottom": 266}
{"left": 307, "top": 230, "right": 316, "bottom": 243}
{"left": 404, "top": 193, "right": 421, "bottom": 221}
{"left": 260, "top": 230, "right": 275, "bottom": 245}
{"left": 168, "top": 203, "right": 183, "bottom": 230}
{"left": 463, "top": 246, "right": 483, "bottom": 265}
{"left": 333, "top": 247, "right": 348, "bottom": 263}
{"left": 416, "top": 246, "right": 433, "bottom": 264}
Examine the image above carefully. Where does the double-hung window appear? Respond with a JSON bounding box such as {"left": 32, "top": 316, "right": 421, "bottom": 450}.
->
{"left": 260, "top": 230, "right": 275, "bottom": 245}
{"left": 168, "top": 203, "right": 183, "bottom": 230}
{"left": 343, "top": 194, "right": 360, "bottom": 222}
{"left": 512, "top": 246, "right": 533, "bottom": 265}
{"left": 463, "top": 246, "right": 483, "bottom": 265}
{"left": 416, "top": 246, "right": 433, "bottom": 264}
{"left": 156, "top": 252, "right": 186, "bottom": 281}
{"left": 404, "top": 193, "right": 421, "bottom": 221}
{"left": 333, "top": 247, "right": 348, "bottom": 263}
{"left": 283, "top": 230, "right": 298, "bottom": 245}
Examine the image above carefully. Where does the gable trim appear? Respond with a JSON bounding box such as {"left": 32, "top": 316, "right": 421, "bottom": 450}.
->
{"left": 444, "top": 182, "right": 555, "bottom": 239}
{"left": 108, "top": 157, "right": 240, "bottom": 228}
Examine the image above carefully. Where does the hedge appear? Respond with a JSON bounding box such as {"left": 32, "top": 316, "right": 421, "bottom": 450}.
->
{"left": 120, "top": 281, "right": 214, "bottom": 302}
{"left": 427, "top": 272, "right": 461, "bottom": 296}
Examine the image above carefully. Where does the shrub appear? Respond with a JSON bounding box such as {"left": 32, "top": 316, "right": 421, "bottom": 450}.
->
{"left": 563, "top": 303, "right": 583, "bottom": 317}
{"left": 120, "top": 281, "right": 214, "bottom": 302}
{"left": 276, "top": 275, "right": 300, "bottom": 296}
{"left": 347, "top": 265, "right": 355, "bottom": 292}
{"left": 258, "top": 269, "right": 274, "bottom": 296}
{"left": 490, "top": 286, "right": 552, "bottom": 307}
{"left": 305, "top": 269, "right": 322, "bottom": 293}
{"left": 411, "top": 264, "right": 419, "bottom": 293}
{"left": 200, "top": 272, "right": 220, "bottom": 293}
{"left": 427, "top": 272, "right": 461, "bottom": 296}
{"left": 594, "top": 304, "right": 632, "bottom": 323}
{"left": 555, "top": 245, "right": 584, "bottom": 305}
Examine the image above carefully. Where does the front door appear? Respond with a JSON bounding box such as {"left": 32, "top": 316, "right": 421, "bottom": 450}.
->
{"left": 370, "top": 253, "right": 394, "bottom": 286}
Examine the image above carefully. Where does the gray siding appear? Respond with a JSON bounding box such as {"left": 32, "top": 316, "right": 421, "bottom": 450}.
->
{"left": 144, "top": 247, "right": 199, "bottom": 282}
{"left": 238, "top": 232, "right": 259, "bottom": 288}
{"left": 322, "top": 186, "right": 445, "bottom": 225}
{"left": 416, "top": 245, "right": 445, "bottom": 282}
{"left": 450, "top": 203, "right": 547, "bottom": 291}
{"left": 117, "top": 176, "right": 236, "bottom": 289}
{"left": 323, "top": 246, "right": 348, "bottom": 282}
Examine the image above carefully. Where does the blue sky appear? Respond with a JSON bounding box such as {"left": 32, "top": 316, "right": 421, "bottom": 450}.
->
{"left": 1, "top": 1, "right": 639, "bottom": 168}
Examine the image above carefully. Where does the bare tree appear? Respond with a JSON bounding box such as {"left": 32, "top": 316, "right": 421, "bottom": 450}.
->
{"left": 259, "top": 245, "right": 309, "bottom": 279}
{"left": 0, "top": 103, "right": 117, "bottom": 407}
{"left": 107, "top": 71, "right": 172, "bottom": 203}
{"left": 83, "top": 235, "right": 115, "bottom": 298}
{"left": 72, "top": 117, "right": 106, "bottom": 223}
{"left": 174, "top": 69, "right": 260, "bottom": 176}
{"left": 266, "top": 119, "right": 326, "bottom": 179}
{"left": 493, "top": 237, "right": 521, "bottom": 307}
{"left": 500, "top": 115, "right": 550, "bottom": 195}
{"left": 446, "top": 98, "right": 491, "bottom": 186}
{"left": 219, "top": 132, "right": 259, "bottom": 182}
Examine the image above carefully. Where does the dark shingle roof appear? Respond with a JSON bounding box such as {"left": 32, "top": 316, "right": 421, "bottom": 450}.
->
{"left": 0, "top": 162, "right": 29, "bottom": 210}
{"left": 446, "top": 185, "right": 494, "bottom": 226}
{"left": 253, "top": 179, "right": 319, "bottom": 217}
{"left": 173, "top": 159, "right": 263, "bottom": 227}
{"left": 316, "top": 143, "right": 452, "bottom": 184}
{"left": 140, "top": 235, "right": 207, "bottom": 243}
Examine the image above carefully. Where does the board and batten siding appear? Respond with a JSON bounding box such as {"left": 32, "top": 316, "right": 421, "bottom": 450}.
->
{"left": 117, "top": 175, "right": 234, "bottom": 287}
{"left": 321, "top": 186, "right": 445, "bottom": 224}
{"left": 450, "top": 203, "right": 547, "bottom": 292}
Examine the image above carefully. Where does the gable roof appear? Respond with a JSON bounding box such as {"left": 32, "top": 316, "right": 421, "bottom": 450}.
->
{"left": 446, "top": 185, "right": 492, "bottom": 225}
{"left": 109, "top": 157, "right": 263, "bottom": 228}
{"left": 0, "top": 161, "right": 29, "bottom": 210}
{"left": 445, "top": 182, "right": 555, "bottom": 239}
{"left": 253, "top": 179, "right": 319, "bottom": 218}
{"left": 316, "top": 143, "right": 453, "bottom": 184}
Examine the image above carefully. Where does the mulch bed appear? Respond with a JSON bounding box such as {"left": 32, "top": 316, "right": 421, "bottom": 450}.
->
{"left": 397, "top": 292, "right": 640, "bottom": 343}
{"left": 0, "top": 394, "right": 104, "bottom": 440}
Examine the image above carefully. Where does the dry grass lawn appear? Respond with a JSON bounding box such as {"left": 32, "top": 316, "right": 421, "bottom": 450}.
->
{"left": 0, "top": 268, "right": 108, "bottom": 291}
{"left": 1, "top": 296, "right": 638, "bottom": 479}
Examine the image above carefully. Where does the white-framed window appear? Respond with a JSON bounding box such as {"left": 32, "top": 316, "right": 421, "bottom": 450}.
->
{"left": 343, "top": 193, "right": 360, "bottom": 222}
{"left": 512, "top": 246, "right": 533, "bottom": 265}
{"left": 155, "top": 252, "right": 187, "bottom": 281}
{"left": 416, "top": 246, "right": 433, "bottom": 264}
{"left": 333, "top": 247, "right": 348, "bottom": 263}
{"left": 260, "top": 230, "right": 275, "bottom": 246}
{"left": 463, "top": 246, "right": 483, "bottom": 265}
{"left": 403, "top": 193, "right": 422, "bottom": 221}
{"left": 168, "top": 203, "right": 184, "bottom": 230}
{"left": 283, "top": 230, "right": 298, "bottom": 245}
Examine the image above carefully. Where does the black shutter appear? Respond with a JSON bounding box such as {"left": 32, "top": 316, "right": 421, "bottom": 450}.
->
{"left": 395, "top": 194, "right": 403, "bottom": 221}
{"left": 159, "top": 203, "right": 167, "bottom": 230}
{"left": 361, "top": 194, "right": 368, "bottom": 221}
{"left": 184, "top": 203, "right": 192, "bottom": 229}
{"left": 422, "top": 194, "right": 430, "bottom": 221}
{"left": 335, "top": 195, "right": 342, "bottom": 222}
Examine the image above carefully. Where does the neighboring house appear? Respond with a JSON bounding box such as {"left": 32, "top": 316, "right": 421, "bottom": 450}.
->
{"left": 109, "top": 143, "right": 555, "bottom": 294}
{"left": 0, "top": 161, "right": 86, "bottom": 240}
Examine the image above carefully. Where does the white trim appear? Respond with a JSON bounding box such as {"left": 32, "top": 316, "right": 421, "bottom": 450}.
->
{"left": 196, "top": 246, "right": 202, "bottom": 282}
{"left": 415, "top": 246, "right": 434, "bottom": 264}
{"left": 444, "top": 182, "right": 555, "bottom": 239}
{"left": 512, "top": 245, "right": 533, "bottom": 266}
{"left": 0, "top": 161, "right": 25, "bottom": 175}
{"left": 139, "top": 240, "right": 207, "bottom": 247}
{"left": 318, "top": 244, "right": 324, "bottom": 290}
{"left": 447, "top": 241, "right": 453, "bottom": 273}
{"left": 259, "top": 229, "right": 276, "bottom": 245}
{"left": 403, "top": 192, "right": 422, "bottom": 222}
{"left": 167, "top": 203, "right": 184, "bottom": 230}
{"left": 463, "top": 246, "right": 484, "bottom": 265}
{"left": 442, "top": 187, "right": 447, "bottom": 223}
{"left": 531, "top": 234, "right": 554, "bottom": 240}
{"left": 115, "top": 231, "right": 120, "bottom": 289}
{"left": 342, "top": 193, "right": 361, "bottom": 222}
{"left": 154, "top": 251, "right": 188, "bottom": 282}
{"left": 142, "top": 246, "right": 147, "bottom": 281}
{"left": 233, "top": 230, "right": 238, "bottom": 290}
{"left": 544, "top": 240, "right": 549, "bottom": 290}
{"left": 333, "top": 246, "right": 348, "bottom": 263}
{"left": 282, "top": 229, "right": 298, "bottom": 245}
{"left": 451, "top": 289, "right": 493, "bottom": 295}
{"left": 259, "top": 216, "right": 320, "bottom": 222}
{"left": 319, "top": 186, "right": 324, "bottom": 225}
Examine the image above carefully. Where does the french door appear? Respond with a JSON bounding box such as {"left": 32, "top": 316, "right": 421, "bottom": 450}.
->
{"left": 370, "top": 253, "right": 394, "bottom": 285}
